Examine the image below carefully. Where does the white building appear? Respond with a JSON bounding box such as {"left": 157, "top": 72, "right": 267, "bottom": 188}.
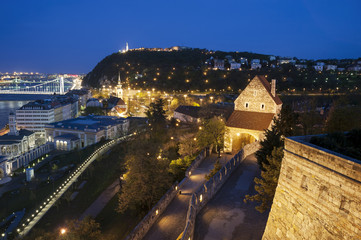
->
{"left": 230, "top": 62, "right": 241, "bottom": 70}
{"left": 0, "top": 113, "right": 52, "bottom": 177}
{"left": 326, "top": 65, "right": 337, "bottom": 71}
{"left": 15, "top": 97, "right": 78, "bottom": 138}
{"left": 213, "top": 59, "right": 225, "bottom": 70}
{"left": 44, "top": 115, "right": 129, "bottom": 151}
{"left": 314, "top": 65, "right": 324, "bottom": 71}
{"left": 251, "top": 63, "right": 262, "bottom": 70}
{"left": 278, "top": 59, "right": 296, "bottom": 65}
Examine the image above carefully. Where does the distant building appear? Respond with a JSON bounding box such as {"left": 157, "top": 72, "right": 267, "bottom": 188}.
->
{"left": 44, "top": 115, "right": 129, "bottom": 151}
{"left": 174, "top": 106, "right": 201, "bottom": 123}
{"left": 278, "top": 59, "right": 296, "bottom": 65}
{"left": 251, "top": 59, "right": 260, "bottom": 65}
{"left": 86, "top": 98, "right": 103, "bottom": 108}
{"left": 326, "top": 65, "right": 337, "bottom": 71}
{"left": 240, "top": 57, "right": 248, "bottom": 65}
{"left": 213, "top": 59, "right": 225, "bottom": 70}
{"left": 225, "top": 76, "right": 282, "bottom": 152}
{"left": 314, "top": 65, "right": 324, "bottom": 71}
{"left": 251, "top": 63, "right": 262, "bottom": 70}
{"left": 66, "top": 89, "right": 92, "bottom": 109}
{"left": 348, "top": 65, "right": 361, "bottom": 72}
{"left": 107, "top": 96, "right": 127, "bottom": 117}
{"left": 0, "top": 113, "right": 52, "bottom": 177}
{"left": 269, "top": 56, "right": 276, "bottom": 61}
{"left": 15, "top": 96, "right": 78, "bottom": 137}
{"left": 295, "top": 64, "right": 307, "bottom": 70}
{"left": 230, "top": 62, "right": 241, "bottom": 70}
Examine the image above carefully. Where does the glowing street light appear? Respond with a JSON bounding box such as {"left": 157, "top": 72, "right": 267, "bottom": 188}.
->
{"left": 60, "top": 228, "right": 67, "bottom": 235}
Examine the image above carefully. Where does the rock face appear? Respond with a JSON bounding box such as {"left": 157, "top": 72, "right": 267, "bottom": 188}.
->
{"left": 262, "top": 136, "right": 361, "bottom": 240}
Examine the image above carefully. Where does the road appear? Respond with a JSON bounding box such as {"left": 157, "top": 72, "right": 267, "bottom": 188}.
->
{"left": 194, "top": 154, "right": 269, "bottom": 240}
{"left": 143, "top": 153, "right": 232, "bottom": 240}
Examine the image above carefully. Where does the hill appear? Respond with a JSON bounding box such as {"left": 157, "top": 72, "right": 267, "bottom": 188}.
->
{"left": 82, "top": 48, "right": 361, "bottom": 93}
{"left": 82, "top": 48, "right": 269, "bottom": 91}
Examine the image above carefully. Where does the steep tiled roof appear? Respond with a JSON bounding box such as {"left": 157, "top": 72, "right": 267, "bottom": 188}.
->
{"left": 255, "top": 75, "right": 283, "bottom": 105}
{"left": 226, "top": 110, "right": 275, "bottom": 131}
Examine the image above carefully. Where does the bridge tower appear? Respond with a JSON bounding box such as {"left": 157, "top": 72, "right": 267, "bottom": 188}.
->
{"left": 59, "top": 77, "right": 64, "bottom": 95}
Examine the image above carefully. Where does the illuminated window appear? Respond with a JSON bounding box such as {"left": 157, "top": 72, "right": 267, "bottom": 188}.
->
{"left": 245, "top": 102, "right": 249, "bottom": 108}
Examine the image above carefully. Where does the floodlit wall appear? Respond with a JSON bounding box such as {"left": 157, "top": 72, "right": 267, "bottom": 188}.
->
{"left": 180, "top": 141, "right": 260, "bottom": 240}
{"left": 262, "top": 136, "right": 361, "bottom": 240}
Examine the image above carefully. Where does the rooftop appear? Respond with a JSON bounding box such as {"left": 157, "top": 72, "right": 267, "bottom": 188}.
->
{"left": 45, "top": 115, "right": 127, "bottom": 132}
{"left": 226, "top": 110, "right": 275, "bottom": 131}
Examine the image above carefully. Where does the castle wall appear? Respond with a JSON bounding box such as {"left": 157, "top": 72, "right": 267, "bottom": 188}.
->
{"left": 262, "top": 137, "right": 361, "bottom": 240}
{"left": 234, "top": 78, "right": 277, "bottom": 113}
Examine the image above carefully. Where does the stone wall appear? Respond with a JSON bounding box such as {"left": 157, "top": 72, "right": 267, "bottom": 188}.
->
{"left": 262, "top": 136, "right": 361, "bottom": 240}
{"left": 125, "top": 149, "right": 208, "bottom": 240}
{"left": 234, "top": 76, "right": 278, "bottom": 113}
{"left": 180, "top": 141, "right": 260, "bottom": 240}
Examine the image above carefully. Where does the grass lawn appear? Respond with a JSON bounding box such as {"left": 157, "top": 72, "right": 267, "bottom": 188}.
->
{"left": 23, "top": 140, "right": 128, "bottom": 239}
{"left": 96, "top": 195, "right": 142, "bottom": 239}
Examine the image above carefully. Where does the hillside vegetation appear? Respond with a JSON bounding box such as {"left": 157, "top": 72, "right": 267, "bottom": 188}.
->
{"left": 83, "top": 48, "right": 361, "bottom": 93}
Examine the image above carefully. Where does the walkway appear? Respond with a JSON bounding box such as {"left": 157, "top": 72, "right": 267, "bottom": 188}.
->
{"left": 80, "top": 179, "right": 120, "bottom": 220}
{"left": 19, "top": 134, "right": 133, "bottom": 237}
{"left": 143, "top": 153, "right": 232, "bottom": 240}
{"left": 194, "top": 154, "right": 269, "bottom": 240}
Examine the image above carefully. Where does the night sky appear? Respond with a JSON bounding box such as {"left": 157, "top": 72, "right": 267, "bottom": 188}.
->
{"left": 1, "top": 0, "right": 360, "bottom": 73}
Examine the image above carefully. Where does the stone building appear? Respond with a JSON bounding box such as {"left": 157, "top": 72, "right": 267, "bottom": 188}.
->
{"left": 224, "top": 75, "right": 282, "bottom": 152}
{"left": 263, "top": 136, "right": 361, "bottom": 239}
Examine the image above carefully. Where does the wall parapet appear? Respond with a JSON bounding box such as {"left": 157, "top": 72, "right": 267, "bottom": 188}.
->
{"left": 180, "top": 141, "right": 260, "bottom": 240}
{"left": 125, "top": 148, "right": 208, "bottom": 240}
{"left": 263, "top": 135, "right": 361, "bottom": 240}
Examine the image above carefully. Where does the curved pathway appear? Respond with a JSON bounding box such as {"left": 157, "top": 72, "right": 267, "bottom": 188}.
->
{"left": 18, "top": 134, "right": 133, "bottom": 237}
{"left": 194, "top": 154, "right": 269, "bottom": 240}
{"left": 143, "top": 154, "right": 232, "bottom": 240}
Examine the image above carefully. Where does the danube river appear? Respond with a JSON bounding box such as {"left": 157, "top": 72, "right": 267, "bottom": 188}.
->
{"left": 0, "top": 94, "right": 50, "bottom": 129}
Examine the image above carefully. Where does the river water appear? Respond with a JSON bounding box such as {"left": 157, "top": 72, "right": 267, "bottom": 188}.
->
{"left": 0, "top": 94, "right": 50, "bottom": 129}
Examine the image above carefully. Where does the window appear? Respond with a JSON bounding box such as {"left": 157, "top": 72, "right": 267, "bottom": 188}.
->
{"left": 245, "top": 102, "right": 249, "bottom": 108}
{"left": 261, "top": 103, "right": 265, "bottom": 110}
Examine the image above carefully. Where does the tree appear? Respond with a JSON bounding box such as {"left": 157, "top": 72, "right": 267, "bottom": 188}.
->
{"left": 146, "top": 98, "right": 167, "bottom": 129}
{"left": 178, "top": 135, "right": 198, "bottom": 157}
{"left": 244, "top": 147, "right": 283, "bottom": 213}
{"left": 256, "top": 105, "right": 297, "bottom": 168}
{"left": 205, "top": 160, "right": 221, "bottom": 180}
{"left": 146, "top": 98, "right": 167, "bottom": 140}
{"left": 197, "top": 116, "right": 227, "bottom": 157}
{"left": 169, "top": 155, "right": 194, "bottom": 182}
{"left": 117, "top": 138, "right": 172, "bottom": 214}
{"left": 326, "top": 105, "right": 361, "bottom": 133}
{"left": 61, "top": 217, "right": 102, "bottom": 240}
{"left": 247, "top": 105, "right": 297, "bottom": 212}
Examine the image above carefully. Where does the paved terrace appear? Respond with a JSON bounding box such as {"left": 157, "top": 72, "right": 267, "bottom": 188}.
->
{"left": 143, "top": 153, "right": 232, "bottom": 240}
{"left": 194, "top": 154, "right": 269, "bottom": 240}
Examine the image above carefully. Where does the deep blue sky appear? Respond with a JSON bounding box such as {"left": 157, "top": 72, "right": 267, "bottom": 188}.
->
{"left": 1, "top": 0, "right": 360, "bottom": 73}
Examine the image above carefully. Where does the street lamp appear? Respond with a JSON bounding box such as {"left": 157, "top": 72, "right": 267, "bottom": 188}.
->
{"left": 60, "top": 228, "right": 67, "bottom": 235}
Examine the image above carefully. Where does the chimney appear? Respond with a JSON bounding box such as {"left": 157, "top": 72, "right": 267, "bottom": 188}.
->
{"left": 271, "top": 79, "right": 276, "bottom": 97}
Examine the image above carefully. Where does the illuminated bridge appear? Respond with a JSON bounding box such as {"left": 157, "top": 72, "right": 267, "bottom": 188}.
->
{"left": 0, "top": 77, "right": 75, "bottom": 95}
